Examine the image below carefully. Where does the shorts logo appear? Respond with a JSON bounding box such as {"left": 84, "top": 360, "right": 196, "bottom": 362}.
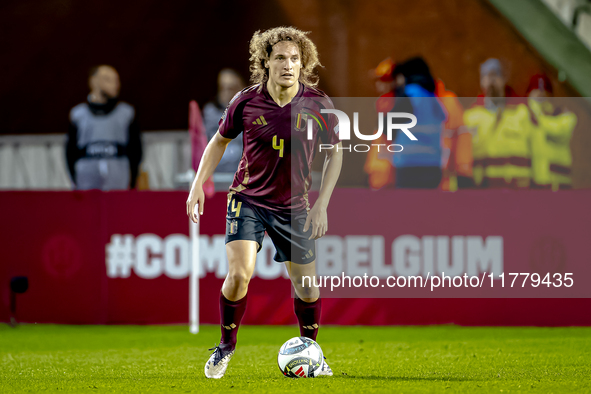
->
{"left": 304, "top": 249, "right": 314, "bottom": 260}
{"left": 230, "top": 219, "right": 238, "bottom": 235}
{"left": 252, "top": 115, "right": 267, "bottom": 126}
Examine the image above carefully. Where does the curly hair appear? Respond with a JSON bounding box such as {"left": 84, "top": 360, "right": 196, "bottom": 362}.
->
{"left": 249, "top": 26, "right": 321, "bottom": 91}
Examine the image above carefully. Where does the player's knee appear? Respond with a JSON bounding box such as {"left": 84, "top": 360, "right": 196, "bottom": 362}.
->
{"left": 227, "top": 271, "right": 251, "bottom": 289}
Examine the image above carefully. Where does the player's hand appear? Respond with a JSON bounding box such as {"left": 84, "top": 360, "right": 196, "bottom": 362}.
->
{"left": 186, "top": 183, "right": 205, "bottom": 223}
{"left": 304, "top": 204, "right": 328, "bottom": 240}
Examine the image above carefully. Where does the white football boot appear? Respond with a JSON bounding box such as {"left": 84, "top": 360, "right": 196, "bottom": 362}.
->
{"left": 204, "top": 344, "right": 235, "bottom": 379}
{"left": 316, "top": 357, "right": 333, "bottom": 377}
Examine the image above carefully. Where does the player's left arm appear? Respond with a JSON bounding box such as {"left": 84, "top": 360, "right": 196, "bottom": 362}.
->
{"left": 304, "top": 142, "right": 343, "bottom": 240}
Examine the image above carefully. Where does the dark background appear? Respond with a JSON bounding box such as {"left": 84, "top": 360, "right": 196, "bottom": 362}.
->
{"left": 1, "top": 0, "right": 589, "bottom": 186}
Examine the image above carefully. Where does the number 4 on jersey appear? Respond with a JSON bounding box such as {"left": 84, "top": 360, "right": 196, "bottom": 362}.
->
{"left": 272, "top": 135, "right": 284, "bottom": 158}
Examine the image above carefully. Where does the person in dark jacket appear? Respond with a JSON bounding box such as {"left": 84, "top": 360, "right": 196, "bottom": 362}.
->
{"left": 66, "top": 65, "right": 142, "bottom": 190}
{"left": 202, "top": 68, "right": 245, "bottom": 175}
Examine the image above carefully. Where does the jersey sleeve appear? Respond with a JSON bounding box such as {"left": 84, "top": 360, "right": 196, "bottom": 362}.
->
{"left": 218, "top": 92, "right": 246, "bottom": 140}
{"left": 320, "top": 96, "right": 341, "bottom": 145}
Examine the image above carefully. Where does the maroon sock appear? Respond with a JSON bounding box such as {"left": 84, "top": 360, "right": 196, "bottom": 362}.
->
{"left": 294, "top": 297, "right": 321, "bottom": 341}
{"left": 219, "top": 292, "right": 247, "bottom": 349}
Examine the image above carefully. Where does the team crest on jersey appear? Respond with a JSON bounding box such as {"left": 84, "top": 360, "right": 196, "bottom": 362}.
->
{"left": 294, "top": 107, "right": 328, "bottom": 134}
{"left": 295, "top": 112, "right": 308, "bottom": 132}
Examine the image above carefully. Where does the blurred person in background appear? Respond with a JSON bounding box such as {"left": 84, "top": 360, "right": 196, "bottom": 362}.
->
{"left": 475, "top": 58, "right": 521, "bottom": 106}
{"left": 203, "top": 69, "right": 246, "bottom": 176}
{"left": 464, "top": 58, "right": 532, "bottom": 188}
{"left": 527, "top": 74, "right": 576, "bottom": 190}
{"left": 373, "top": 57, "right": 396, "bottom": 97}
{"left": 364, "top": 58, "right": 396, "bottom": 190}
{"left": 390, "top": 57, "right": 446, "bottom": 189}
{"left": 66, "top": 65, "right": 142, "bottom": 190}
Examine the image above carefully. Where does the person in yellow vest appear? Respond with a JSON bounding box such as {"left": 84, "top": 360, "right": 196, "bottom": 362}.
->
{"left": 526, "top": 74, "right": 576, "bottom": 190}
{"left": 464, "top": 59, "right": 532, "bottom": 188}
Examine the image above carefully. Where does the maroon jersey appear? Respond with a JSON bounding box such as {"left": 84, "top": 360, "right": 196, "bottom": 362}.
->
{"left": 218, "top": 82, "right": 340, "bottom": 213}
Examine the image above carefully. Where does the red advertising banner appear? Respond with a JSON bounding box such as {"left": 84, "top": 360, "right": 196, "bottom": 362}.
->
{"left": 1, "top": 190, "right": 590, "bottom": 326}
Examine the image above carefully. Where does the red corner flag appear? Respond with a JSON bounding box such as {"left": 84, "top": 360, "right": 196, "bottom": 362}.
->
{"left": 189, "top": 100, "right": 215, "bottom": 197}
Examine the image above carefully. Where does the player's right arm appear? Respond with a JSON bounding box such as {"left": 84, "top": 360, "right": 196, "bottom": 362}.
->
{"left": 186, "top": 131, "right": 232, "bottom": 223}
{"left": 187, "top": 89, "right": 249, "bottom": 222}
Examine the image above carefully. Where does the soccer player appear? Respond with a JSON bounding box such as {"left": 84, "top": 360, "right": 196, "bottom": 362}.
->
{"left": 186, "top": 26, "right": 342, "bottom": 379}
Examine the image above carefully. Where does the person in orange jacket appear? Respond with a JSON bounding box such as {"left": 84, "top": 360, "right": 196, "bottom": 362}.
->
{"left": 436, "top": 80, "right": 473, "bottom": 191}
{"left": 364, "top": 58, "right": 397, "bottom": 190}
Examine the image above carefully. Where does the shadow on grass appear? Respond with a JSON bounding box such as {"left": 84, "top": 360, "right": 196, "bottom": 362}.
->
{"left": 342, "top": 375, "right": 480, "bottom": 382}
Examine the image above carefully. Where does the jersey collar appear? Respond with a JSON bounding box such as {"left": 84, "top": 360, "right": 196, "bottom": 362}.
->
{"left": 263, "top": 81, "right": 303, "bottom": 107}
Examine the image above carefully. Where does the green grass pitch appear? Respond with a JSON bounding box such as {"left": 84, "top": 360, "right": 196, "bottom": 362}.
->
{"left": 1, "top": 324, "right": 590, "bottom": 393}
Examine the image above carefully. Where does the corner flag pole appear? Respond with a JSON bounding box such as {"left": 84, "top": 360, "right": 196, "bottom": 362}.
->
{"left": 188, "top": 100, "right": 213, "bottom": 334}
{"left": 189, "top": 204, "right": 200, "bottom": 334}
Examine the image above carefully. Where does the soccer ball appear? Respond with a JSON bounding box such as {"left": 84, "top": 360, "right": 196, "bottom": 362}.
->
{"left": 277, "top": 337, "right": 323, "bottom": 378}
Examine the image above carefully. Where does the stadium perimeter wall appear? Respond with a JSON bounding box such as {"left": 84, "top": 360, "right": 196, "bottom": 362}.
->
{"left": 1, "top": 190, "right": 590, "bottom": 326}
